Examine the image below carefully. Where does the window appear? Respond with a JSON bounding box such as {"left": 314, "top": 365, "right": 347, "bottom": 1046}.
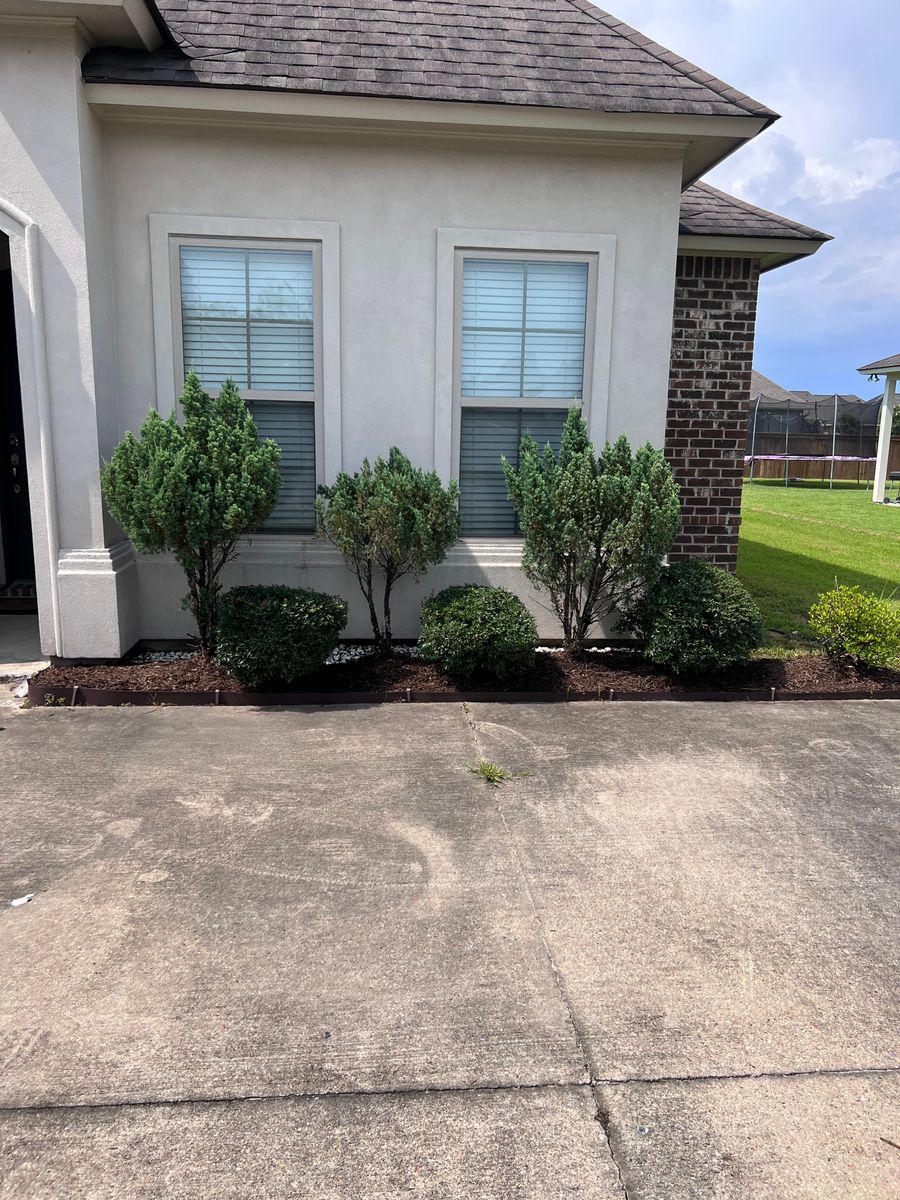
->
{"left": 459, "top": 408, "right": 567, "bottom": 536}
{"left": 461, "top": 258, "right": 588, "bottom": 400}
{"left": 457, "top": 254, "right": 590, "bottom": 536}
{"left": 176, "top": 241, "right": 318, "bottom": 532}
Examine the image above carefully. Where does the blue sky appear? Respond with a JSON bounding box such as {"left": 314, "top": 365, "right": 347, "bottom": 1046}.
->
{"left": 609, "top": 0, "right": 899, "bottom": 398}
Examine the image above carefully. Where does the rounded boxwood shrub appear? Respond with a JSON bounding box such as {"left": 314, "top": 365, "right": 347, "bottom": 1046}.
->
{"left": 216, "top": 585, "right": 348, "bottom": 687}
{"left": 809, "top": 585, "right": 900, "bottom": 668}
{"left": 636, "top": 558, "right": 764, "bottom": 678}
{"left": 419, "top": 585, "right": 538, "bottom": 685}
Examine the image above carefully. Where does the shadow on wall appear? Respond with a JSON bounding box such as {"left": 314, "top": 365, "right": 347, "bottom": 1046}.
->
{"left": 132, "top": 540, "right": 599, "bottom": 643}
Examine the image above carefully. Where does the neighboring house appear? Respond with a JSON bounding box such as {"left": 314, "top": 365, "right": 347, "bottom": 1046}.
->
{"left": 747, "top": 371, "right": 879, "bottom": 436}
{"left": 0, "top": 0, "right": 830, "bottom": 656}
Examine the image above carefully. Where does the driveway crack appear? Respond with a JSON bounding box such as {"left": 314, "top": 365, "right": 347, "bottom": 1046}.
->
{"left": 461, "top": 703, "right": 631, "bottom": 1198}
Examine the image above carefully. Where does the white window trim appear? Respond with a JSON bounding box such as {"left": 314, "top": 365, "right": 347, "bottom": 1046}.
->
{"left": 434, "top": 227, "right": 616, "bottom": 487}
{"left": 149, "top": 214, "right": 342, "bottom": 490}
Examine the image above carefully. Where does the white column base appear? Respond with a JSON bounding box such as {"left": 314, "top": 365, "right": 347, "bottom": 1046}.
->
{"left": 56, "top": 541, "right": 140, "bottom": 659}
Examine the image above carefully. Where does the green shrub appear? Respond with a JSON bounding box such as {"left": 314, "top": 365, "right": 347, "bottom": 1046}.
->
{"left": 101, "top": 371, "right": 281, "bottom": 653}
{"left": 634, "top": 558, "right": 764, "bottom": 677}
{"left": 419, "top": 585, "right": 537, "bottom": 685}
{"left": 316, "top": 448, "right": 459, "bottom": 653}
{"left": 808, "top": 585, "right": 900, "bottom": 668}
{"left": 503, "top": 407, "right": 679, "bottom": 654}
{"left": 216, "top": 585, "right": 347, "bottom": 687}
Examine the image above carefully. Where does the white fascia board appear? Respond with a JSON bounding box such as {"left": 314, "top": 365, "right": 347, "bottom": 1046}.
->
{"left": 84, "top": 82, "right": 767, "bottom": 163}
{"left": 858, "top": 366, "right": 900, "bottom": 379}
{"left": 0, "top": 0, "right": 160, "bottom": 47}
{"left": 677, "top": 233, "right": 827, "bottom": 272}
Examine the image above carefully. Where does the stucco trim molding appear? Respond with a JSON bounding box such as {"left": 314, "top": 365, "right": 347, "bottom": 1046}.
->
{"left": 56, "top": 541, "right": 139, "bottom": 658}
{"left": 148, "top": 212, "right": 343, "bottom": 481}
{"left": 57, "top": 541, "right": 136, "bottom": 575}
{"left": 433, "top": 225, "right": 617, "bottom": 483}
{"left": 138, "top": 536, "right": 524, "bottom": 570}
{"left": 0, "top": 195, "right": 62, "bottom": 655}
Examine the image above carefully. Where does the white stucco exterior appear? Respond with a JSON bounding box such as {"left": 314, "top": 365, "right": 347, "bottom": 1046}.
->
{"left": 0, "top": 10, "right": 753, "bottom": 654}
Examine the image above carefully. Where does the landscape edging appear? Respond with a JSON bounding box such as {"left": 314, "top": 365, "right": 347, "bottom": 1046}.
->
{"left": 26, "top": 682, "right": 900, "bottom": 708}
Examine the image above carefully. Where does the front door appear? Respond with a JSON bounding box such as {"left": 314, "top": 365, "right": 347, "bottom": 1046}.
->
{"left": 0, "top": 259, "right": 35, "bottom": 586}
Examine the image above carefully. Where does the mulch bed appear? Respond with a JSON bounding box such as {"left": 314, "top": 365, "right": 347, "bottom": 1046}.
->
{"left": 28, "top": 649, "right": 900, "bottom": 705}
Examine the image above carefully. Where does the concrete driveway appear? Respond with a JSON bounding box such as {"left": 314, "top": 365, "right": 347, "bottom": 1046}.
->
{"left": 1, "top": 700, "right": 898, "bottom": 1198}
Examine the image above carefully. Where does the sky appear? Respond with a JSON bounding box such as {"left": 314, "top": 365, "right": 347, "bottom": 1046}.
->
{"left": 608, "top": 0, "right": 899, "bottom": 398}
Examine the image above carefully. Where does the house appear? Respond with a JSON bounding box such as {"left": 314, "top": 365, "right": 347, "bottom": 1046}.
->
{"left": 0, "top": 0, "right": 830, "bottom": 657}
{"left": 748, "top": 371, "right": 880, "bottom": 435}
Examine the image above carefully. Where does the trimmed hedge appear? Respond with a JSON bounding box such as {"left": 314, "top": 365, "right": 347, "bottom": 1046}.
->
{"left": 216, "top": 585, "right": 347, "bottom": 687}
{"left": 635, "top": 558, "right": 764, "bottom": 677}
{"left": 419, "top": 585, "right": 537, "bottom": 685}
{"left": 809, "top": 585, "right": 900, "bottom": 668}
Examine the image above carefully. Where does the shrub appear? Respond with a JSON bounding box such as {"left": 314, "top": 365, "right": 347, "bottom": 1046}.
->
{"left": 101, "top": 372, "right": 281, "bottom": 654}
{"left": 216, "top": 585, "right": 347, "bottom": 687}
{"left": 503, "top": 407, "right": 679, "bottom": 655}
{"left": 808, "top": 585, "right": 900, "bottom": 668}
{"left": 419, "top": 585, "right": 537, "bottom": 685}
{"left": 634, "top": 558, "right": 764, "bottom": 677}
{"left": 316, "top": 448, "right": 459, "bottom": 652}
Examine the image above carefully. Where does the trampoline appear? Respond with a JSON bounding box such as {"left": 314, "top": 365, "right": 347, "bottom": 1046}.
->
{"left": 743, "top": 452, "right": 876, "bottom": 488}
{"left": 745, "top": 378, "right": 882, "bottom": 487}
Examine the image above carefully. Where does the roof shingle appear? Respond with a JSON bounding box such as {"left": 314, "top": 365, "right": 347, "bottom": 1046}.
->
{"left": 83, "top": 0, "right": 778, "bottom": 120}
{"left": 858, "top": 353, "right": 900, "bottom": 374}
{"left": 679, "top": 182, "right": 830, "bottom": 242}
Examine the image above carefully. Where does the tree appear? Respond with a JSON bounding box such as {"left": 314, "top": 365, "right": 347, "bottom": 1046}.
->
{"left": 316, "top": 448, "right": 459, "bottom": 652}
{"left": 503, "top": 406, "right": 680, "bottom": 654}
{"left": 101, "top": 371, "right": 281, "bottom": 654}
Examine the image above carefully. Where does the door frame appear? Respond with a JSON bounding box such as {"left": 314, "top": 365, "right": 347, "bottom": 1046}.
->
{"left": 0, "top": 197, "right": 61, "bottom": 654}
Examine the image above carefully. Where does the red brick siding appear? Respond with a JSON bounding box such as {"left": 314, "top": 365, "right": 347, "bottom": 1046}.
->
{"left": 664, "top": 254, "right": 760, "bottom": 569}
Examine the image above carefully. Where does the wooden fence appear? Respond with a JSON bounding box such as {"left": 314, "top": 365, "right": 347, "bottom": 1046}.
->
{"left": 745, "top": 433, "right": 900, "bottom": 483}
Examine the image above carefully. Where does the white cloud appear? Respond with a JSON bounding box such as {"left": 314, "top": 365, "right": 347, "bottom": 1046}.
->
{"left": 793, "top": 140, "right": 900, "bottom": 204}
{"left": 713, "top": 131, "right": 900, "bottom": 207}
{"left": 606, "top": 1, "right": 900, "bottom": 388}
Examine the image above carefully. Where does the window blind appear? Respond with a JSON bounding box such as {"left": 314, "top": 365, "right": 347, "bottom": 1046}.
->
{"left": 180, "top": 245, "right": 314, "bottom": 392}
{"left": 461, "top": 258, "right": 588, "bottom": 399}
{"left": 459, "top": 407, "right": 568, "bottom": 536}
{"left": 251, "top": 400, "right": 316, "bottom": 532}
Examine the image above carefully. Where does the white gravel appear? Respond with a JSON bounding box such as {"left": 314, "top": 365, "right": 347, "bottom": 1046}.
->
{"left": 131, "top": 642, "right": 623, "bottom": 666}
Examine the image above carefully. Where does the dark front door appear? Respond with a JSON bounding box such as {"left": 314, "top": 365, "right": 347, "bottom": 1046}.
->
{"left": 0, "top": 262, "right": 35, "bottom": 585}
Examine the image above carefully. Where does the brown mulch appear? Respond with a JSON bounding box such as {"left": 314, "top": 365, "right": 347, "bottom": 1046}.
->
{"left": 31, "top": 649, "right": 900, "bottom": 697}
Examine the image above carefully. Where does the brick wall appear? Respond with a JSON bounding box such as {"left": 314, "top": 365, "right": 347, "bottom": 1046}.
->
{"left": 664, "top": 254, "right": 760, "bottom": 568}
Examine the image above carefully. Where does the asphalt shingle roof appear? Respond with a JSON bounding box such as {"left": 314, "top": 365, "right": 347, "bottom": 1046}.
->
{"left": 750, "top": 369, "right": 802, "bottom": 406}
{"left": 858, "top": 352, "right": 900, "bottom": 373}
{"left": 679, "top": 182, "right": 829, "bottom": 242}
{"left": 83, "top": 0, "right": 777, "bottom": 119}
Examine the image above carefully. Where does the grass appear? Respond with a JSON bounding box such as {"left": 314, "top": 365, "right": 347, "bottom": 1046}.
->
{"left": 468, "top": 760, "right": 513, "bottom": 787}
{"left": 737, "top": 479, "right": 900, "bottom": 642}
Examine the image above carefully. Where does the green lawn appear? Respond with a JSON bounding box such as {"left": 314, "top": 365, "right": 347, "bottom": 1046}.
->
{"left": 737, "top": 479, "right": 900, "bottom": 641}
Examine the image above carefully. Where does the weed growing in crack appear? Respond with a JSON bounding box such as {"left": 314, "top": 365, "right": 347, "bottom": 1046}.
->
{"left": 468, "top": 760, "right": 513, "bottom": 787}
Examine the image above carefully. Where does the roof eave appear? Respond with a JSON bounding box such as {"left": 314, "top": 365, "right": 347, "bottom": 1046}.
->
{"left": 857, "top": 357, "right": 900, "bottom": 378}
{"left": 82, "top": 80, "right": 772, "bottom": 176}
{"left": 0, "top": 0, "right": 162, "bottom": 48}
{"left": 677, "top": 232, "right": 830, "bottom": 272}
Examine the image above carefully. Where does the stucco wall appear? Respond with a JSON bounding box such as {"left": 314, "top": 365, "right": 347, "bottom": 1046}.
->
{"left": 0, "top": 29, "right": 138, "bottom": 657}
{"left": 100, "top": 123, "right": 683, "bottom": 639}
